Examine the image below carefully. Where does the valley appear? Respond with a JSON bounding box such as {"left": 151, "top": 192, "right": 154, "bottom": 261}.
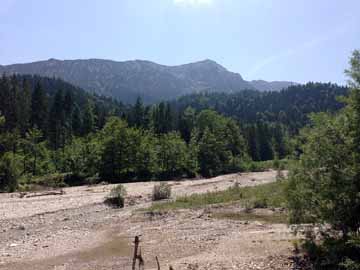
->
{"left": 0, "top": 171, "right": 299, "bottom": 270}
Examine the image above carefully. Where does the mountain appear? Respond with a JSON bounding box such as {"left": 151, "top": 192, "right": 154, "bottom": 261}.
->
{"left": 0, "top": 58, "right": 297, "bottom": 103}
{"left": 250, "top": 80, "right": 296, "bottom": 92}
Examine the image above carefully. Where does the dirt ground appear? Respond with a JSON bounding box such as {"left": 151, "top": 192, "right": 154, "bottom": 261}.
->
{"left": 0, "top": 170, "right": 298, "bottom": 270}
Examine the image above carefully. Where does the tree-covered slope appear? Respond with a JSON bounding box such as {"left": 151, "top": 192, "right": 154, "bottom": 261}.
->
{"left": 172, "top": 82, "right": 349, "bottom": 131}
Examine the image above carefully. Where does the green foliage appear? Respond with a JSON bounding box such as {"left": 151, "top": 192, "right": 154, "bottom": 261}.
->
{"left": 194, "top": 110, "right": 247, "bottom": 177}
{"left": 82, "top": 100, "right": 96, "bottom": 135}
{"left": 174, "top": 83, "right": 348, "bottom": 132}
{"left": 152, "top": 182, "right": 172, "bottom": 201}
{"left": 149, "top": 180, "right": 287, "bottom": 211}
{"left": 60, "top": 136, "right": 101, "bottom": 179}
{"left": 0, "top": 72, "right": 350, "bottom": 193}
{"left": 286, "top": 50, "right": 360, "bottom": 270}
{"left": 287, "top": 112, "right": 359, "bottom": 231}
{"left": 0, "top": 152, "right": 21, "bottom": 192}
{"left": 198, "top": 127, "right": 229, "bottom": 177}
{"left": 299, "top": 235, "right": 360, "bottom": 270}
{"left": 31, "top": 82, "right": 48, "bottom": 131}
{"left": 151, "top": 101, "right": 174, "bottom": 134}
{"left": 157, "top": 132, "right": 194, "bottom": 179}
{"left": 30, "top": 173, "right": 68, "bottom": 188}
{"left": 105, "top": 184, "right": 127, "bottom": 208}
{"left": 287, "top": 51, "right": 360, "bottom": 234}
{"left": 212, "top": 211, "right": 288, "bottom": 224}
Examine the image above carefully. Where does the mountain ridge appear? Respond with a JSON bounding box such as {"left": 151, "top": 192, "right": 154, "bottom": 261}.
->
{"left": 0, "top": 58, "right": 297, "bottom": 103}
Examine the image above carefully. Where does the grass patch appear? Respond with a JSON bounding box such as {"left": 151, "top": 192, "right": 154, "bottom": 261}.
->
{"left": 212, "top": 211, "right": 288, "bottom": 224}
{"left": 148, "top": 180, "right": 288, "bottom": 211}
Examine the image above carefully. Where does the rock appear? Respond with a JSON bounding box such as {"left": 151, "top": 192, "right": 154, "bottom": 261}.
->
{"left": 18, "top": 225, "right": 26, "bottom": 230}
{"left": 9, "top": 243, "right": 18, "bottom": 247}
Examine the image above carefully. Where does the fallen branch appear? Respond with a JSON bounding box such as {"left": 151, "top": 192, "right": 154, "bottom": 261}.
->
{"left": 22, "top": 189, "right": 65, "bottom": 198}
{"left": 156, "top": 256, "right": 160, "bottom": 270}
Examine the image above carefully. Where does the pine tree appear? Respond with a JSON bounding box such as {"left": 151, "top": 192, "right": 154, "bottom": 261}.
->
{"left": 164, "top": 102, "right": 173, "bottom": 133}
{"left": 132, "top": 97, "right": 145, "bottom": 128}
{"left": 72, "top": 104, "right": 83, "bottom": 136}
{"left": 17, "top": 79, "right": 32, "bottom": 135}
{"left": 63, "top": 90, "right": 74, "bottom": 139}
{"left": 3, "top": 76, "right": 19, "bottom": 131}
{"left": 31, "top": 82, "right": 48, "bottom": 132}
{"left": 48, "top": 89, "right": 65, "bottom": 149}
{"left": 0, "top": 75, "right": 12, "bottom": 130}
{"left": 179, "top": 106, "right": 196, "bottom": 143}
{"left": 82, "top": 100, "right": 95, "bottom": 135}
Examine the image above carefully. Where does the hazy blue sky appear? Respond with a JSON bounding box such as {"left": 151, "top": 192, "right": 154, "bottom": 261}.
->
{"left": 1, "top": 0, "right": 359, "bottom": 84}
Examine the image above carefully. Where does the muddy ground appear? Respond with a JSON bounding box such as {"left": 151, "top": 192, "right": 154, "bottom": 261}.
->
{"left": 0, "top": 171, "right": 299, "bottom": 270}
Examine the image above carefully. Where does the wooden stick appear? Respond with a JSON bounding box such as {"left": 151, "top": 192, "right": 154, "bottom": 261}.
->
{"left": 138, "top": 247, "right": 144, "bottom": 270}
{"left": 155, "top": 256, "right": 160, "bottom": 270}
{"left": 132, "top": 236, "right": 140, "bottom": 270}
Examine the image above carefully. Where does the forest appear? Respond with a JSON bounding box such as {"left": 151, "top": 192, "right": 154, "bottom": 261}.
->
{"left": 0, "top": 73, "right": 349, "bottom": 192}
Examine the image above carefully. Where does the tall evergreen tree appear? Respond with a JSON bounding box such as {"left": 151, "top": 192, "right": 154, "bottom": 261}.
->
{"left": 17, "top": 79, "right": 32, "bottom": 135}
{"left": 72, "top": 104, "right": 83, "bottom": 136}
{"left": 0, "top": 75, "right": 12, "bottom": 131}
{"left": 82, "top": 100, "right": 95, "bottom": 135}
{"left": 63, "top": 90, "right": 74, "bottom": 140}
{"left": 132, "top": 96, "right": 145, "bottom": 128}
{"left": 31, "top": 82, "right": 48, "bottom": 132}
{"left": 48, "top": 89, "right": 65, "bottom": 149}
{"left": 4, "top": 76, "right": 19, "bottom": 131}
{"left": 179, "top": 106, "right": 196, "bottom": 143}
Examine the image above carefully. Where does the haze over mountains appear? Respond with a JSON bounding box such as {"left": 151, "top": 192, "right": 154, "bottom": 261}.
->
{"left": 0, "top": 58, "right": 296, "bottom": 103}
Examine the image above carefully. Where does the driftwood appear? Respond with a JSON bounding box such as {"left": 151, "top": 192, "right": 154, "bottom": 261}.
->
{"left": 20, "top": 189, "right": 65, "bottom": 198}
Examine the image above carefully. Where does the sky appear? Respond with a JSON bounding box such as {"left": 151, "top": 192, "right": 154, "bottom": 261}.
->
{"left": 0, "top": 0, "right": 359, "bottom": 84}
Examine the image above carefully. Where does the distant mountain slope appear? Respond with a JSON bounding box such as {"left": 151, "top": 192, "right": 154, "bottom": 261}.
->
{"left": 250, "top": 80, "right": 296, "bottom": 92}
{"left": 0, "top": 58, "right": 297, "bottom": 103}
{"left": 171, "top": 82, "right": 349, "bottom": 131}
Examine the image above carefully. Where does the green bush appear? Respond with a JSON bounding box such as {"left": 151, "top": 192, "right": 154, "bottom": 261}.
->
{"left": 32, "top": 173, "right": 68, "bottom": 188}
{"left": 152, "top": 182, "right": 172, "bottom": 201}
{"left": 300, "top": 235, "right": 360, "bottom": 270}
{"left": 0, "top": 153, "right": 21, "bottom": 192}
{"left": 105, "top": 184, "right": 127, "bottom": 208}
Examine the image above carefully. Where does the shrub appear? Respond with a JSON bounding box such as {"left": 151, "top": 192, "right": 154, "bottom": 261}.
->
{"left": 152, "top": 182, "right": 171, "bottom": 201}
{"left": 105, "top": 184, "right": 127, "bottom": 208}
{"left": 0, "top": 153, "right": 21, "bottom": 192}
{"left": 252, "top": 198, "right": 268, "bottom": 208}
{"left": 32, "top": 173, "right": 68, "bottom": 188}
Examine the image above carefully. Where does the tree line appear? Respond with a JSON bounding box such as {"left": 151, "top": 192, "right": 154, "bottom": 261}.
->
{"left": 0, "top": 74, "right": 349, "bottom": 192}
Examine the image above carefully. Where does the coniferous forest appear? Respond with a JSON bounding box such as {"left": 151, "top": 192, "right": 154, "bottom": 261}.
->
{"left": 0, "top": 73, "right": 348, "bottom": 192}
